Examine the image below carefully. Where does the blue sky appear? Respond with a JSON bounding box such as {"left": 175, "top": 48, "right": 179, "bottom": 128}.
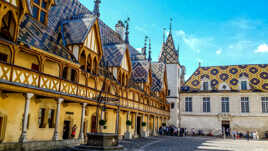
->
{"left": 80, "top": 0, "right": 268, "bottom": 79}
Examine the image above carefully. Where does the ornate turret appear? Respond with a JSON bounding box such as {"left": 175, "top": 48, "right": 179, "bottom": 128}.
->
{"left": 93, "top": 0, "right": 101, "bottom": 18}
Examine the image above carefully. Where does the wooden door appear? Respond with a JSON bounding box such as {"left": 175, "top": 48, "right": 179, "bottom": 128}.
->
{"left": 91, "top": 116, "right": 97, "bottom": 133}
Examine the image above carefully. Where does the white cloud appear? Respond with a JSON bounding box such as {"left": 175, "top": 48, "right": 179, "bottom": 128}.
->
{"left": 254, "top": 43, "right": 268, "bottom": 53}
{"left": 136, "top": 48, "right": 143, "bottom": 52}
{"left": 216, "top": 49, "right": 222, "bottom": 55}
{"left": 228, "top": 40, "right": 254, "bottom": 50}
{"left": 175, "top": 30, "right": 213, "bottom": 53}
{"left": 229, "top": 18, "right": 261, "bottom": 30}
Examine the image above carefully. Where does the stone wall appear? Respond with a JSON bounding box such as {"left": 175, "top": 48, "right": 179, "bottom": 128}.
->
{"left": 0, "top": 139, "right": 82, "bottom": 151}
{"left": 180, "top": 92, "right": 268, "bottom": 138}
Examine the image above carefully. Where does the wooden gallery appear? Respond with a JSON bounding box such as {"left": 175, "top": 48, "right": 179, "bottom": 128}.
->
{"left": 0, "top": 0, "right": 170, "bottom": 150}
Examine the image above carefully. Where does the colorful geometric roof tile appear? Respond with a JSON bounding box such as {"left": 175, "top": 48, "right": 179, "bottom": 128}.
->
{"left": 131, "top": 61, "right": 150, "bottom": 83}
{"left": 18, "top": 0, "right": 92, "bottom": 62}
{"left": 18, "top": 16, "right": 77, "bottom": 62}
{"left": 159, "top": 33, "right": 178, "bottom": 64}
{"left": 151, "top": 62, "right": 166, "bottom": 92}
{"left": 62, "top": 14, "right": 97, "bottom": 45}
{"left": 102, "top": 44, "right": 127, "bottom": 67}
{"left": 184, "top": 64, "right": 268, "bottom": 92}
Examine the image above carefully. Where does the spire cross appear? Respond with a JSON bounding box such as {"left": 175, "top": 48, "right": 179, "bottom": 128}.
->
{"left": 169, "top": 18, "right": 173, "bottom": 33}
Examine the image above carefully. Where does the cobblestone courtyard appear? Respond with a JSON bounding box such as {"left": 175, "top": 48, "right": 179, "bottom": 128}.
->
{"left": 53, "top": 136, "right": 268, "bottom": 151}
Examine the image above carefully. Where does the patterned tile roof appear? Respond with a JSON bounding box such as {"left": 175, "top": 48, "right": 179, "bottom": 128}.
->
{"left": 102, "top": 44, "right": 127, "bottom": 67}
{"left": 159, "top": 33, "right": 178, "bottom": 64}
{"left": 18, "top": 16, "right": 77, "bottom": 62}
{"left": 99, "top": 20, "right": 123, "bottom": 45}
{"left": 18, "top": 0, "right": 92, "bottom": 62}
{"left": 131, "top": 61, "right": 150, "bottom": 83}
{"left": 151, "top": 62, "right": 166, "bottom": 92}
{"left": 184, "top": 64, "right": 268, "bottom": 92}
{"left": 62, "top": 14, "right": 96, "bottom": 45}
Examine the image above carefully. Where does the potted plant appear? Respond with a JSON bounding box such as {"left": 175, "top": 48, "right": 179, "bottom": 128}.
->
{"left": 142, "top": 122, "right": 146, "bottom": 127}
{"left": 99, "top": 120, "right": 107, "bottom": 126}
{"left": 126, "top": 120, "right": 132, "bottom": 126}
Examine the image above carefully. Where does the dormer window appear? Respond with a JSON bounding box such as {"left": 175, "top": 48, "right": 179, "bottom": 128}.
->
{"left": 203, "top": 82, "right": 209, "bottom": 91}
{"left": 241, "top": 81, "right": 247, "bottom": 90}
{"left": 32, "top": 0, "right": 49, "bottom": 24}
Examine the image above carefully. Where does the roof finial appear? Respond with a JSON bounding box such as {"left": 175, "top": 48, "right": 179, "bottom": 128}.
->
{"left": 142, "top": 36, "right": 148, "bottom": 57}
{"left": 93, "top": 0, "right": 101, "bottom": 18}
{"left": 198, "top": 62, "right": 201, "bottom": 67}
{"left": 124, "top": 17, "right": 130, "bottom": 44}
{"left": 148, "top": 38, "right": 152, "bottom": 62}
{"left": 163, "top": 28, "right": 166, "bottom": 43}
{"left": 169, "top": 18, "right": 173, "bottom": 33}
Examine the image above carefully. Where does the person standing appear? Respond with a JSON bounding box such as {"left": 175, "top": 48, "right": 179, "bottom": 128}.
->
{"left": 71, "top": 124, "right": 77, "bottom": 139}
{"left": 232, "top": 130, "right": 236, "bottom": 140}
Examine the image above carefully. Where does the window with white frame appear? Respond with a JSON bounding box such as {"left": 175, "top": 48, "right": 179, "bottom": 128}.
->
{"left": 203, "top": 97, "right": 210, "bottom": 112}
{"left": 185, "top": 97, "right": 192, "bottom": 112}
{"left": 203, "top": 82, "right": 209, "bottom": 91}
{"left": 262, "top": 97, "right": 268, "bottom": 113}
{"left": 241, "top": 81, "right": 247, "bottom": 90}
{"left": 241, "top": 97, "right": 249, "bottom": 113}
{"left": 221, "top": 97, "right": 229, "bottom": 113}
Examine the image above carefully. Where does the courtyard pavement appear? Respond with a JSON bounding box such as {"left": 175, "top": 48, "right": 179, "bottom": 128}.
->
{"left": 52, "top": 136, "right": 268, "bottom": 151}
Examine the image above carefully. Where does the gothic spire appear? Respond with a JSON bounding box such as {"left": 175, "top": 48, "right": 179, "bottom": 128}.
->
{"left": 148, "top": 38, "right": 152, "bottom": 62}
{"left": 124, "top": 18, "right": 130, "bottom": 44}
{"left": 93, "top": 0, "right": 101, "bottom": 18}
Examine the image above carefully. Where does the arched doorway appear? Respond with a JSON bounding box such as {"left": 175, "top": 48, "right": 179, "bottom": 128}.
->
{"left": 0, "top": 11, "right": 16, "bottom": 41}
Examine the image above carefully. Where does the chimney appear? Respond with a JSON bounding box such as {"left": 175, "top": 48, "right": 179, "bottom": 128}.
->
{"left": 115, "top": 20, "right": 125, "bottom": 40}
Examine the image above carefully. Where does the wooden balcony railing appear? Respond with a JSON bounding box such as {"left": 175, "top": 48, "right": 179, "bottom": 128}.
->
{"left": 0, "top": 62, "right": 170, "bottom": 116}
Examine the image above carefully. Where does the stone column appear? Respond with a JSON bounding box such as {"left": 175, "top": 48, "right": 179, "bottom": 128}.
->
{"left": 53, "top": 98, "right": 64, "bottom": 141}
{"left": 157, "top": 116, "right": 159, "bottom": 133}
{"left": 152, "top": 116, "right": 156, "bottom": 136}
{"left": 134, "top": 112, "right": 138, "bottom": 137}
{"left": 147, "top": 115, "right": 149, "bottom": 131}
{"left": 19, "top": 93, "right": 34, "bottom": 143}
{"left": 127, "top": 111, "right": 130, "bottom": 132}
{"left": 79, "top": 103, "right": 87, "bottom": 139}
{"left": 115, "top": 107, "right": 120, "bottom": 134}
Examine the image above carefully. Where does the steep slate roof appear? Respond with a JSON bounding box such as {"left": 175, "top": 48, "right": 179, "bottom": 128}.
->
{"left": 131, "top": 61, "right": 150, "bottom": 83}
{"left": 18, "top": 16, "right": 77, "bottom": 62}
{"left": 62, "top": 14, "right": 97, "bottom": 45}
{"left": 184, "top": 64, "right": 268, "bottom": 92}
{"left": 151, "top": 62, "right": 166, "bottom": 92}
{"left": 18, "top": 0, "right": 92, "bottom": 62}
{"left": 159, "top": 32, "right": 178, "bottom": 64}
{"left": 102, "top": 44, "right": 128, "bottom": 67}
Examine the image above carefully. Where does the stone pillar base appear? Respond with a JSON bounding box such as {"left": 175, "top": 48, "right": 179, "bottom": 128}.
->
{"left": 124, "top": 131, "right": 133, "bottom": 140}
{"left": 141, "top": 130, "right": 149, "bottom": 138}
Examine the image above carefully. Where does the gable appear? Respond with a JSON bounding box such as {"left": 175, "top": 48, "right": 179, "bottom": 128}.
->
{"left": 84, "top": 26, "right": 99, "bottom": 54}
{"left": 121, "top": 52, "right": 129, "bottom": 71}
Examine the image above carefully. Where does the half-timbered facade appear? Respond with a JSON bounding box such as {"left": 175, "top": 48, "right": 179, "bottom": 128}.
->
{"left": 0, "top": 0, "right": 170, "bottom": 150}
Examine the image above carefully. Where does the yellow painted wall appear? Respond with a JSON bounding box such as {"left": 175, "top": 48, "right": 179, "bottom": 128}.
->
{"left": 14, "top": 51, "right": 39, "bottom": 69}
{"left": 43, "top": 60, "right": 59, "bottom": 77}
{"left": 0, "top": 93, "right": 25, "bottom": 142}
